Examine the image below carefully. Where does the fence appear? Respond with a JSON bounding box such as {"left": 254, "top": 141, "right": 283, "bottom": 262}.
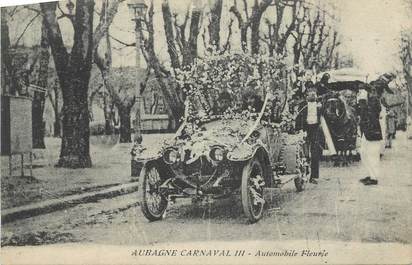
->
{"left": 139, "top": 114, "right": 175, "bottom": 133}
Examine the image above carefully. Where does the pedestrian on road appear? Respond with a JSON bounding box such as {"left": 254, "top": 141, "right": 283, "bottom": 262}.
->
{"left": 296, "top": 84, "right": 323, "bottom": 184}
{"left": 358, "top": 73, "right": 395, "bottom": 185}
{"left": 379, "top": 102, "right": 387, "bottom": 156}
{"left": 386, "top": 108, "right": 397, "bottom": 148}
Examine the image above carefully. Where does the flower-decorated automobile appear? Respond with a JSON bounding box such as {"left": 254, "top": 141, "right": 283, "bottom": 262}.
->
{"left": 131, "top": 54, "right": 310, "bottom": 223}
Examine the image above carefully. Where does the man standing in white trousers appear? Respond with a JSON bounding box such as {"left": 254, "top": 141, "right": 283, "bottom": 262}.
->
{"left": 357, "top": 73, "right": 395, "bottom": 185}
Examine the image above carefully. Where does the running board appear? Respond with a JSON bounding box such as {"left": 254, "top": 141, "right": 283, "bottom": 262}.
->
{"left": 272, "top": 174, "right": 298, "bottom": 188}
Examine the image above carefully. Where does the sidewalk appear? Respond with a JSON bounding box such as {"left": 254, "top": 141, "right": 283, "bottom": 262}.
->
{"left": 1, "top": 134, "right": 172, "bottom": 210}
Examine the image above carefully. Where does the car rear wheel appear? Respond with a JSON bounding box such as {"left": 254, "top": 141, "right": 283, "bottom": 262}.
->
{"left": 139, "top": 162, "right": 168, "bottom": 221}
{"left": 241, "top": 158, "right": 266, "bottom": 223}
{"left": 294, "top": 143, "right": 310, "bottom": 192}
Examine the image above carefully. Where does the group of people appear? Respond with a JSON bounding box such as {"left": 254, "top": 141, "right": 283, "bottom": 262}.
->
{"left": 292, "top": 70, "right": 398, "bottom": 186}
{"left": 212, "top": 69, "right": 399, "bottom": 187}
{"left": 213, "top": 90, "right": 264, "bottom": 115}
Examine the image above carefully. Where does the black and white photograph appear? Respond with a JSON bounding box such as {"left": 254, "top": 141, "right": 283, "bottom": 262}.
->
{"left": 0, "top": 0, "right": 411, "bottom": 264}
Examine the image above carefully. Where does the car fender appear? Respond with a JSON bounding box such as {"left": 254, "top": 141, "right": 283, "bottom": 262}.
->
{"left": 226, "top": 142, "right": 268, "bottom": 162}
{"left": 228, "top": 143, "right": 273, "bottom": 186}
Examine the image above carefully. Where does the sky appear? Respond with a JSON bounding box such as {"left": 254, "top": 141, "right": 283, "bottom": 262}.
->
{"left": 336, "top": 0, "right": 410, "bottom": 74}
{"left": 2, "top": 0, "right": 411, "bottom": 75}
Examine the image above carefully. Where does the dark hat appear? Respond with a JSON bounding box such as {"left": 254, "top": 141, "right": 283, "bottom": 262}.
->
{"left": 369, "top": 79, "right": 394, "bottom": 95}
{"left": 320, "top": 73, "right": 330, "bottom": 83}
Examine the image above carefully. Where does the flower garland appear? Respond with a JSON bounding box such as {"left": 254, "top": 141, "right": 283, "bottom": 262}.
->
{"left": 174, "top": 52, "right": 293, "bottom": 130}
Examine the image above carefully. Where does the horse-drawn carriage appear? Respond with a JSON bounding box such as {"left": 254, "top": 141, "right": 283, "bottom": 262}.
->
{"left": 315, "top": 69, "right": 397, "bottom": 165}
{"left": 314, "top": 68, "right": 376, "bottom": 165}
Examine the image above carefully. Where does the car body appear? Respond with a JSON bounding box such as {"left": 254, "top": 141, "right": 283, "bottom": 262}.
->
{"left": 131, "top": 88, "right": 311, "bottom": 223}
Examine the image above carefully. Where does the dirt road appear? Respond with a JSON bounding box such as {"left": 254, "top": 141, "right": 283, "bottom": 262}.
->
{"left": 2, "top": 134, "right": 411, "bottom": 247}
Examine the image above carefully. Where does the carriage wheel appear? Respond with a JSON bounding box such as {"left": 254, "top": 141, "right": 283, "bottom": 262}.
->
{"left": 139, "top": 163, "right": 168, "bottom": 221}
{"left": 241, "top": 158, "right": 266, "bottom": 223}
{"left": 294, "top": 144, "right": 311, "bottom": 192}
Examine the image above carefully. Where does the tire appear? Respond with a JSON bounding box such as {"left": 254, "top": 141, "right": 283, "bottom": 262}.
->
{"left": 241, "top": 158, "right": 266, "bottom": 223}
{"left": 294, "top": 143, "right": 310, "bottom": 192}
{"left": 139, "top": 162, "right": 168, "bottom": 221}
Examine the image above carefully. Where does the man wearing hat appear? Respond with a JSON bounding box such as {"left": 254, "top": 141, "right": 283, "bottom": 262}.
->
{"left": 315, "top": 73, "right": 330, "bottom": 96}
{"left": 358, "top": 73, "right": 395, "bottom": 185}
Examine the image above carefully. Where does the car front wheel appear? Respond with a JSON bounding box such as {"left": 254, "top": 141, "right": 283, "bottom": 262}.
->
{"left": 241, "top": 158, "right": 266, "bottom": 223}
{"left": 139, "top": 162, "right": 168, "bottom": 221}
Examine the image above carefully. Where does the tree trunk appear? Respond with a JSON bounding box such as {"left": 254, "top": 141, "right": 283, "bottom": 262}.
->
{"left": 57, "top": 73, "right": 92, "bottom": 168}
{"left": 41, "top": 1, "right": 94, "bottom": 168}
{"left": 184, "top": 8, "right": 201, "bottom": 67}
{"left": 32, "top": 106, "right": 46, "bottom": 148}
{"left": 240, "top": 27, "right": 248, "bottom": 53}
{"left": 143, "top": 2, "right": 185, "bottom": 126}
{"left": 1, "top": 9, "right": 10, "bottom": 94}
{"left": 208, "top": 0, "right": 223, "bottom": 50}
{"left": 250, "top": 17, "right": 262, "bottom": 55}
{"left": 32, "top": 17, "right": 50, "bottom": 149}
{"left": 293, "top": 41, "right": 301, "bottom": 65}
{"left": 104, "top": 107, "right": 114, "bottom": 135}
{"left": 406, "top": 74, "right": 412, "bottom": 117}
{"left": 1, "top": 8, "right": 17, "bottom": 95}
{"left": 50, "top": 82, "right": 61, "bottom": 137}
{"left": 102, "top": 94, "right": 114, "bottom": 135}
{"left": 53, "top": 119, "right": 61, "bottom": 137}
{"left": 250, "top": 0, "right": 272, "bottom": 55}
{"left": 161, "top": 0, "right": 180, "bottom": 69}
{"left": 118, "top": 106, "right": 132, "bottom": 143}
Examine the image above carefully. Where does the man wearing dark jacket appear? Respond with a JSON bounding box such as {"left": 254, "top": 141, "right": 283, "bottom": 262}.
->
{"left": 296, "top": 85, "right": 323, "bottom": 184}
{"left": 358, "top": 73, "right": 395, "bottom": 185}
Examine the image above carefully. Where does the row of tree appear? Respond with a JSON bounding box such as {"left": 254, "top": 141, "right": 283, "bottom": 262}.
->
{"left": 1, "top": 0, "right": 344, "bottom": 168}
{"left": 133, "top": 0, "right": 342, "bottom": 125}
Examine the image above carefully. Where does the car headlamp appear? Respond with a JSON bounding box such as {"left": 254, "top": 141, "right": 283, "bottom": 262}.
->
{"left": 210, "top": 146, "right": 225, "bottom": 161}
{"left": 163, "top": 148, "right": 179, "bottom": 164}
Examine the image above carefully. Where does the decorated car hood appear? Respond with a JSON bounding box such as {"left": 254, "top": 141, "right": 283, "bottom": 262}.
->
{"left": 131, "top": 119, "right": 266, "bottom": 162}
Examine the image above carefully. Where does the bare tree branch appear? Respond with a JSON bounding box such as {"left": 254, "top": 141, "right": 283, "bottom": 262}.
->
{"left": 220, "top": 18, "right": 234, "bottom": 54}
{"left": 93, "top": 0, "right": 125, "bottom": 51}
{"left": 110, "top": 35, "right": 135, "bottom": 47}
{"left": 13, "top": 13, "right": 41, "bottom": 47}
{"left": 57, "top": 2, "right": 75, "bottom": 23}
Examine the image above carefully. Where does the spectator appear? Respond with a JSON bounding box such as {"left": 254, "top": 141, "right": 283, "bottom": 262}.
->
{"left": 242, "top": 91, "right": 263, "bottom": 113}
{"left": 386, "top": 109, "right": 397, "bottom": 148}
{"left": 358, "top": 73, "right": 395, "bottom": 185}
{"left": 213, "top": 91, "right": 232, "bottom": 115}
{"left": 315, "top": 73, "right": 330, "bottom": 96}
{"left": 295, "top": 86, "right": 323, "bottom": 184}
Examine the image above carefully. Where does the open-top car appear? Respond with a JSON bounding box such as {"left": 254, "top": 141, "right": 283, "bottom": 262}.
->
{"left": 131, "top": 57, "right": 310, "bottom": 223}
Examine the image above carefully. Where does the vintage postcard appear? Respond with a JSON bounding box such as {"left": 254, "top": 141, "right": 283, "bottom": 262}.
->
{"left": 1, "top": 0, "right": 411, "bottom": 264}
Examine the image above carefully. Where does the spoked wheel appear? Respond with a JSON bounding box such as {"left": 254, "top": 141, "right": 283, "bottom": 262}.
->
{"left": 294, "top": 144, "right": 311, "bottom": 192}
{"left": 139, "top": 162, "right": 168, "bottom": 221}
{"left": 241, "top": 158, "right": 266, "bottom": 223}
